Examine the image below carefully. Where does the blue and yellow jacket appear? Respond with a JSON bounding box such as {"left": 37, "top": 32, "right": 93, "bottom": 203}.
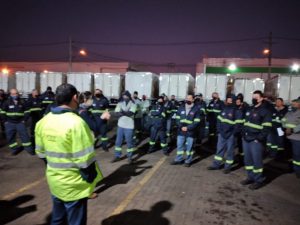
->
{"left": 207, "top": 99, "right": 224, "bottom": 125}
{"left": 176, "top": 104, "right": 201, "bottom": 137}
{"left": 242, "top": 102, "right": 272, "bottom": 142}
{"left": 91, "top": 96, "right": 109, "bottom": 116}
{"left": 217, "top": 104, "right": 243, "bottom": 139}
{"left": 0, "top": 97, "right": 30, "bottom": 123}
{"left": 150, "top": 104, "right": 167, "bottom": 130}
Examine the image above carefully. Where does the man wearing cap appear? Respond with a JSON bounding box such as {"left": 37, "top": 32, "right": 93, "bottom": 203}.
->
{"left": 282, "top": 99, "right": 300, "bottom": 178}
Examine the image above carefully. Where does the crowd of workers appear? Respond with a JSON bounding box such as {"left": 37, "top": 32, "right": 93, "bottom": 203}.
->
{"left": 0, "top": 84, "right": 300, "bottom": 225}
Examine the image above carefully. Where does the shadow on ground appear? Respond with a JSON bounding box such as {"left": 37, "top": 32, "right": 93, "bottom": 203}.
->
{"left": 95, "top": 160, "right": 152, "bottom": 194}
{"left": 0, "top": 194, "right": 37, "bottom": 225}
{"left": 101, "top": 201, "right": 173, "bottom": 225}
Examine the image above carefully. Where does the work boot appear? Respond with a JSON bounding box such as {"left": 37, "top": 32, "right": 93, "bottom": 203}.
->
{"left": 11, "top": 146, "right": 24, "bottom": 156}
{"left": 249, "top": 182, "right": 264, "bottom": 190}
{"left": 223, "top": 168, "right": 231, "bottom": 174}
{"left": 240, "top": 179, "right": 254, "bottom": 186}
{"left": 207, "top": 165, "right": 220, "bottom": 170}
{"left": 111, "top": 157, "right": 121, "bottom": 163}
{"left": 170, "top": 161, "right": 183, "bottom": 165}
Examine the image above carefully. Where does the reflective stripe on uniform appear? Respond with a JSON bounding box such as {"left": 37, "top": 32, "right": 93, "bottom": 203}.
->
{"left": 253, "top": 168, "right": 263, "bottom": 173}
{"left": 45, "top": 146, "right": 94, "bottom": 159}
{"left": 149, "top": 141, "right": 155, "bottom": 145}
{"left": 6, "top": 112, "right": 24, "bottom": 116}
{"left": 9, "top": 142, "right": 18, "bottom": 148}
{"left": 186, "top": 151, "right": 194, "bottom": 156}
{"left": 235, "top": 119, "right": 245, "bottom": 124}
{"left": 115, "top": 147, "right": 122, "bottom": 151}
{"left": 244, "top": 122, "right": 263, "bottom": 130}
{"left": 127, "top": 148, "right": 135, "bottom": 153}
{"left": 217, "top": 115, "right": 235, "bottom": 125}
{"left": 160, "top": 143, "right": 168, "bottom": 147}
{"left": 293, "top": 160, "right": 300, "bottom": 166}
{"left": 91, "top": 109, "right": 105, "bottom": 114}
{"left": 285, "top": 123, "right": 297, "bottom": 128}
{"left": 101, "top": 137, "right": 109, "bottom": 141}
{"left": 22, "top": 142, "right": 32, "bottom": 147}
{"left": 180, "top": 119, "right": 193, "bottom": 124}
{"left": 177, "top": 151, "right": 184, "bottom": 155}
{"left": 245, "top": 166, "right": 254, "bottom": 170}
{"left": 214, "top": 155, "right": 223, "bottom": 161}
{"left": 31, "top": 108, "right": 42, "bottom": 112}
{"left": 226, "top": 160, "right": 234, "bottom": 164}
{"left": 47, "top": 157, "right": 96, "bottom": 169}
{"left": 262, "top": 122, "right": 272, "bottom": 127}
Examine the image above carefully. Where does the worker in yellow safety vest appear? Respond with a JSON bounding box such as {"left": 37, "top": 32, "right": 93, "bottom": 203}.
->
{"left": 35, "top": 84, "right": 104, "bottom": 225}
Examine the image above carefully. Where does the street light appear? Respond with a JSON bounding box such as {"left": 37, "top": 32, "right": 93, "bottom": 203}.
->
{"left": 263, "top": 49, "right": 270, "bottom": 55}
{"left": 79, "top": 49, "right": 87, "bottom": 56}
{"left": 291, "top": 63, "right": 299, "bottom": 72}
{"left": 1, "top": 68, "right": 9, "bottom": 75}
{"left": 228, "top": 63, "right": 237, "bottom": 71}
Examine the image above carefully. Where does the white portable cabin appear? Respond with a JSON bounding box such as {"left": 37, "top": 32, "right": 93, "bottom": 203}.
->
{"left": 15, "top": 71, "right": 37, "bottom": 97}
{"left": 159, "top": 73, "right": 194, "bottom": 100}
{"left": 0, "top": 71, "right": 9, "bottom": 92}
{"left": 195, "top": 73, "right": 228, "bottom": 101}
{"left": 40, "top": 72, "right": 64, "bottom": 93}
{"left": 234, "top": 78, "right": 265, "bottom": 104}
{"left": 94, "top": 73, "right": 124, "bottom": 100}
{"left": 125, "top": 72, "right": 159, "bottom": 99}
{"left": 264, "top": 74, "right": 300, "bottom": 103}
{"left": 67, "top": 72, "right": 92, "bottom": 93}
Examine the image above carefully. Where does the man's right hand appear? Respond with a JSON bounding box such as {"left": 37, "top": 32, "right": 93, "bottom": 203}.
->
{"left": 101, "top": 111, "right": 111, "bottom": 120}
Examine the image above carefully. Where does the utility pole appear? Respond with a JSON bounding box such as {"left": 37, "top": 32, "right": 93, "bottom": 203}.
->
{"left": 68, "top": 36, "right": 73, "bottom": 72}
{"left": 267, "top": 32, "right": 273, "bottom": 79}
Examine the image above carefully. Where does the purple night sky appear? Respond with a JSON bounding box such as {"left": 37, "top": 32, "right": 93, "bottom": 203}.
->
{"left": 0, "top": 0, "right": 300, "bottom": 73}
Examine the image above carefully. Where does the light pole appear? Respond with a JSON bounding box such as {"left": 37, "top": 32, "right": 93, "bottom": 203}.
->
{"left": 68, "top": 36, "right": 73, "bottom": 72}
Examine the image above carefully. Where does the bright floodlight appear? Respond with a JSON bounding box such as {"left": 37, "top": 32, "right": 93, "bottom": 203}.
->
{"left": 291, "top": 64, "right": 299, "bottom": 72}
{"left": 79, "top": 50, "right": 87, "bottom": 56}
{"left": 228, "top": 63, "right": 237, "bottom": 71}
{"left": 263, "top": 49, "right": 270, "bottom": 55}
{"left": 1, "top": 68, "right": 9, "bottom": 74}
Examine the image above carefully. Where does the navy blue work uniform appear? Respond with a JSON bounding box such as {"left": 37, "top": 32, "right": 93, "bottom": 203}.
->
{"left": 242, "top": 102, "right": 272, "bottom": 184}
{"left": 26, "top": 95, "right": 43, "bottom": 136}
{"left": 267, "top": 106, "right": 288, "bottom": 156}
{"left": 0, "top": 97, "right": 34, "bottom": 155}
{"left": 41, "top": 91, "right": 55, "bottom": 115}
{"left": 149, "top": 103, "right": 168, "bottom": 154}
{"left": 78, "top": 104, "right": 97, "bottom": 134}
{"left": 173, "top": 104, "right": 201, "bottom": 165}
{"left": 207, "top": 98, "right": 224, "bottom": 144}
{"left": 91, "top": 95, "right": 109, "bottom": 149}
{"left": 210, "top": 104, "right": 243, "bottom": 169}
{"left": 194, "top": 99, "right": 207, "bottom": 143}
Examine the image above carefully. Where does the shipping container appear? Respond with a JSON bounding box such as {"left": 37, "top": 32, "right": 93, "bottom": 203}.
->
{"left": 67, "top": 72, "right": 92, "bottom": 93}
{"left": 195, "top": 73, "right": 228, "bottom": 101}
{"left": 125, "top": 72, "right": 159, "bottom": 99}
{"left": 94, "top": 73, "right": 124, "bottom": 102}
{"left": 159, "top": 73, "right": 194, "bottom": 100}
{"left": 15, "top": 71, "right": 37, "bottom": 97}
{"left": 234, "top": 78, "right": 265, "bottom": 104}
{"left": 40, "top": 72, "right": 64, "bottom": 93}
{"left": 264, "top": 75, "right": 300, "bottom": 103}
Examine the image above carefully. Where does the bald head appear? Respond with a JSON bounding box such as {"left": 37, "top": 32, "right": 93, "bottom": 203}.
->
{"left": 10, "top": 89, "right": 19, "bottom": 97}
